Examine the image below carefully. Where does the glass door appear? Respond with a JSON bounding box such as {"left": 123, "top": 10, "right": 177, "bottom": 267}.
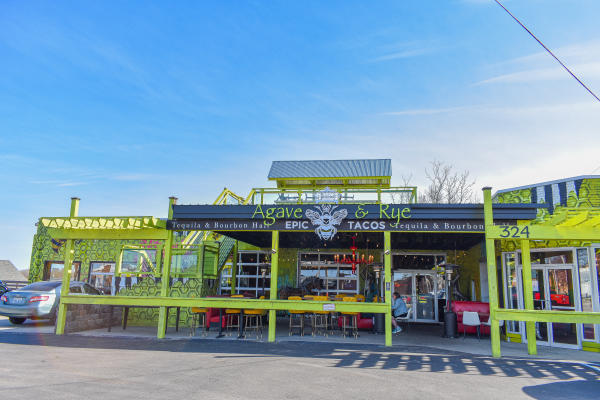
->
{"left": 393, "top": 272, "right": 413, "bottom": 321}
{"left": 529, "top": 265, "right": 579, "bottom": 348}
{"left": 532, "top": 268, "right": 549, "bottom": 343}
{"left": 546, "top": 267, "right": 578, "bottom": 346}
{"left": 393, "top": 271, "right": 439, "bottom": 323}
{"left": 415, "top": 273, "right": 436, "bottom": 322}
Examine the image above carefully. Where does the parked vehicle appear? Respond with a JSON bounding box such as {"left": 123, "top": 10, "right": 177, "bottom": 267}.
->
{"left": 0, "top": 280, "right": 102, "bottom": 325}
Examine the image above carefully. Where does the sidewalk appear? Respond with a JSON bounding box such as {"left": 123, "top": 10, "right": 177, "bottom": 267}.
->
{"left": 2, "top": 316, "right": 598, "bottom": 364}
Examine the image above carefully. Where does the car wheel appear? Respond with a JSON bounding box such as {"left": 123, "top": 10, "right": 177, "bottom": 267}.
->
{"left": 8, "top": 317, "right": 26, "bottom": 325}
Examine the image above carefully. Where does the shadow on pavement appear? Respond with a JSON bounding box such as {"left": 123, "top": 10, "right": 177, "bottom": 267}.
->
{"left": 1, "top": 332, "right": 598, "bottom": 383}
{"left": 522, "top": 380, "right": 600, "bottom": 399}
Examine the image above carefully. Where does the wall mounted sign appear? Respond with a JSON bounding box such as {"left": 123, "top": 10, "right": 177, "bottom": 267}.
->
{"left": 167, "top": 218, "right": 489, "bottom": 233}
{"left": 305, "top": 204, "right": 348, "bottom": 240}
{"left": 168, "top": 202, "right": 540, "bottom": 234}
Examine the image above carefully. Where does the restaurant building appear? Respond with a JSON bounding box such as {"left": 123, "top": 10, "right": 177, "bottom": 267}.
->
{"left": 26, "top": 159, "right": 600, "bottom": 357}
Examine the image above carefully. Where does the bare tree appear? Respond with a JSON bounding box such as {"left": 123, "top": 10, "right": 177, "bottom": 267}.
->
{"left": 390, "top": 173, "right": 415, "bottom": 203}
{"left": 419, "top": 160, "right": 476, "bottom": 203}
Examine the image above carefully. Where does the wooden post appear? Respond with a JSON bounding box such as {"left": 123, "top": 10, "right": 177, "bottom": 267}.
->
{"left": 55, "top": 197, "right": 79, "bottom": 335}
{"left": 483, "top": 188, "right": 501, "bottom": 358}
{"left": 157, "top": 196, "right": 177, "bottom": 339}
{"left": 268, "top": 231, "right": 279, "bottom": 342}
{"left": 384, "top": 231, "right": 392, "bottom": 347}
{"left": 520, "top": 239, "right": 537, "bottom": 355}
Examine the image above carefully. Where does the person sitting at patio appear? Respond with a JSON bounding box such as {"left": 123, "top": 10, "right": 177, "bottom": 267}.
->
{"left": 391, "top": 292, "right": 408, "bottom": 334}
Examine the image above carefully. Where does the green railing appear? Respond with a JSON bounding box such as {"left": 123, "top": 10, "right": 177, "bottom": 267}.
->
{"left": 243, "top": 187, "right": 417, "bottom": 205}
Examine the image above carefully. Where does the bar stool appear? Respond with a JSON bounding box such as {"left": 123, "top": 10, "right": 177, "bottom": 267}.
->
{"left": 341, "top": 296, "right": 359, "bottom": 339}
{"left": 303, "top": 294, "right": 316, "bottom": 332}
{"left": 189, "top": 307, "right": 208, "bottom": 337}
{"left": 225, "top": 294, "right": 244, "bottom": 336}
{"left": 288, "top": 296, "right": 306, "bottom": 336}
{"left": 311, "top": 295, "right": 330, "bottom": 336}
{"left": 244, "top": 296, "right": 267, "bottom": 340}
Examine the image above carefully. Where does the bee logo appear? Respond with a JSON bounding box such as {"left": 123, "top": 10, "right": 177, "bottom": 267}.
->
{"left": 305, "top": 204, "right": 348, "bottom": 241}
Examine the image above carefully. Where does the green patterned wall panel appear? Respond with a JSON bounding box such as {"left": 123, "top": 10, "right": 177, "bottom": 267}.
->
{"left": 495, "top": 189, "right": 532, "bottom": 204}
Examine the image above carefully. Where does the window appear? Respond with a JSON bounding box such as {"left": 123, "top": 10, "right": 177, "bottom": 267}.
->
{"left": 527, "top": 250, "right": 573, "bottom": 265}
{"left": 117, "top": 245, "right": 162, "bottom": 277}
{"left": 298, "top": 252, "right": 359, "bottom": 295}
{"left": 392, "top": 254, "right": 446, "bottom": 270}
{"left": 503, "top": 252, "right": 521, "bottom": 333}
{"left": 170, "top": 245, "right": 202, "bottom": 277}
{"left": 220, "top": 250, "right": 270, "bottom": 296}
{"left": 43, "top": 261, "right": 81, "bottom": 281}
{"left": 88, "top": 262, "right": 116, "bottom": 295}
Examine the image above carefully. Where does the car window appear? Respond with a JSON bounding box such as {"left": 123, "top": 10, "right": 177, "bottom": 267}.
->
{"left": 69, "top": 285, "right": 83, "bottom": 294}
{"left": 20, "top": 281, "right": 62, "bottom": 291}
{"left": 83, "top": 284, "right": 102, "bottom": 295}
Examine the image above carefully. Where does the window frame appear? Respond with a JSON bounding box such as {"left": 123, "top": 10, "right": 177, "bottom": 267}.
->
{"left": 116, "top": 244, "right": 163, "bottom": 277}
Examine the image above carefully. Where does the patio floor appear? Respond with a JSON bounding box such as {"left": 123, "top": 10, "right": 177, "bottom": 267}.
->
{"left": 75, "top": 318, "right": 600, "bottom": 363}
{"left": 2, "top": 316, "right": 598, "bottom": 363}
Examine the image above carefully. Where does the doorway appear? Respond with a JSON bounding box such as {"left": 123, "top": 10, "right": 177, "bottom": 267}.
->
{"left": 530, "top": 266, "right": 579, "bottom": 347}
{"left": 393, "top": 271, "right": 442, "bottom": 323}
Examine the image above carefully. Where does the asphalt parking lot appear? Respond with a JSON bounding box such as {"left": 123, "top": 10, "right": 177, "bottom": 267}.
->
{"left": 1, "top": 330, "right": 598, "bottom": 400}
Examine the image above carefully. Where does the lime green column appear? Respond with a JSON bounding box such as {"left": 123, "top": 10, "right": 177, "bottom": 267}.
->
{"left": 520, "top": 239, "right": 537, "bottom": 355}
{"left": 268, "top": 231, "right": 279, "bottom": 342}
{"left": 483, "top": 187, "right": 501, "bottom": 358}
{"left": 56, "top": 197, "right": 79, "bottom": 335}
{"left": 231, "top": 241, "right": 238, "bottom": 295}
{"left": 384, "top": 231, "right": 392, "bottom": 347}
{"left": 157, "top": 196, "right": 177, "bottom": 339}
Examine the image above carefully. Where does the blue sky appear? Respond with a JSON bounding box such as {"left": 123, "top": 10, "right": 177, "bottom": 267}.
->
{"left": 1, "top": 1, "right": 600, "bottom": 269}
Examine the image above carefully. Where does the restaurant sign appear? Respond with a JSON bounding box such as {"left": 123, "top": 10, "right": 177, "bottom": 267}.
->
{"left": 167, "top": 218, "right": 487, "bottom": 233}
{"left": 169, "top": 200, "right": 535, "bottom": 235}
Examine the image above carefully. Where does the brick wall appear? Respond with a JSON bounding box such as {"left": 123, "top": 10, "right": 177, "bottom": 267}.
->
{"left": 63, "top": 304, "right": 122, "bottom": 333}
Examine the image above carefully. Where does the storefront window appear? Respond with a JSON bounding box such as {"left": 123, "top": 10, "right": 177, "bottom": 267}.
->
{"left": 171, "top": 247, "right": 200, "bottom": 276}
{"left": 392, "top": 254, "right": 445, "bottom": 270}
{"left": 220, "top": 251, "right": 270, "bottom": 296}
{"left": 504, "top": 253, "right": 520, "bottom": 333}
{"left": 43, "top": 261, "right": 81, "bottom": 281}
{"left": 119, "top": 248, "right": 158, "bottom": 275}
{"left": 88, "top": 262, "right": 116, "bottom": 295}
{"left": 528, "top": 250, "right": 573, "bottom": 265}
{"left": 298, "top": 252, "right": 358, "bottom": 295}
{"left": 577, "top": 249, "right": 595, "bottom": 340}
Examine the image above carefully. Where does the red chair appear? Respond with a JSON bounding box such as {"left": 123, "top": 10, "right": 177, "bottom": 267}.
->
{"left": 451, "top": 301, "right": 490, "bottom": 335}
{"left": 205, "top": 308, "right": 227, "bottom": 329}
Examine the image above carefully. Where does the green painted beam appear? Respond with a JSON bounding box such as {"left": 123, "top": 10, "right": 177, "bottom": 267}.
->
{"left": 55, "top": 197, "right": 79, "bottom": 335}
{"left": 486, "top": 225, "right": 600, "bottom": 240}
{"left": 157, "top": 197, "right": 177, "bottom": 339}
{"left": 384, "top": 231, "right": 392, "bottom": 346}
{"left": 45, "top": 228, "right": 168, "bottom": 240}
{"left": 520, "top": 240, "right": 537, "bottom": 355}
{"left": 60, "top": 295, "right": 391, "bottom": 313}
{"left": 483, "top": 187, "right": 502, "bottom": 358}
{"left": 231, "top": 241, "right": 238, "bottom": 295}
{"left": 495, "top": 308, "right": 600, "bottom": 324}
{"left": 268, "top": 231, "right": 279, "bottom": 342}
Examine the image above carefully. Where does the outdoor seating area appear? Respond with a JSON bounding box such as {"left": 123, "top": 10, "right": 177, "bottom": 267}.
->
{"left": 186, "top": 293, "right": 381, "bottom": 341}
{"left": 452, "top": 301, "right": 506, "bottom": 340}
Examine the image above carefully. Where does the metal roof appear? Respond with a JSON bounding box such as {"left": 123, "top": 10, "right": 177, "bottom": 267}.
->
{"left": 268, "top": 159, "right": 392, "bottom": 179}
